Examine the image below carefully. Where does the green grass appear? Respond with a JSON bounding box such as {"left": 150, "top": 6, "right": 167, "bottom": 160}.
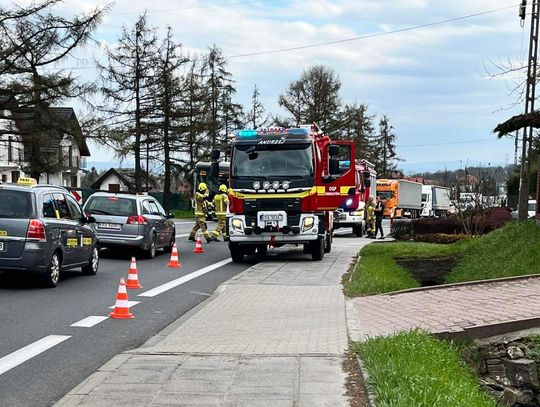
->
{"left": 172, "top": 210, "right": 194, "bottom": 219}
{"left": 345, "top": 220, "right": 540, "bottom": 296}
{"left": 355, "top": 330, "right": 496, "bottom": 407}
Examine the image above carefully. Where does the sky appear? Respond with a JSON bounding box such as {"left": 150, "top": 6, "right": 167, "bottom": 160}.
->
{"left": 22, "top": 0, "right": 533, "bottom": 172}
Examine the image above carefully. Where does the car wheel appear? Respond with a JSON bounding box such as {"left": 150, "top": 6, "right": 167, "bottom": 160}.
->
{"left": 82, "top": 246, "right": 99, "bottom": 275}
{"left": 164, "top": 229, "right": 176, "bottom": 253}
{"left": 42, "top": 251, "right": 61, "bottom": 288}
{"left": 145, "top": 235, "right": 157, "bottom": 259}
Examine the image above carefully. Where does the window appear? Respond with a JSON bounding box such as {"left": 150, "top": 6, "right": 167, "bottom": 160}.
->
{"left": 11, "top": 171, "right": 20, "bottom": 183}
{"left": 142, "top": 200, "right": 152, "bottom": 215}
{"left": 329, "top": 144, "right": 351, "bottom": 175}
{"left": 68, "top": 146, "right": 73, "bottom": 167}
{"left": 71, "top": 175, "right": 78, "bottom": 188}
{"left": 148, "top": 201, "right": 161, "bottom": 216}
{"left": 8, "top": 137, "right": 12, "bottom": 162}
{"left": 85, "top": 196, "right": 137, "bottom": 217}
{"left": 1, "top": 174, "right": 7, "bottom": 182}
{"left": 66, "top": 195, "right": 82, "bottom": 220}
{"left": 53, "top": 193, "right": 72, "bottom": 219}
{"left": 0, "top": 190, "right": 33, "bottom": 218}
{"left": 108, "top": 184, "right": 120, "bottom": 193}
{"left": 153, "top": 201, "right": 166, "bottom": 216}
{"left": 42, "top": 194, "right": 57, "bottom": 218}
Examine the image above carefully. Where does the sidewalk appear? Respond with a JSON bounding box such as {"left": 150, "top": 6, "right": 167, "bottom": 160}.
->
{"left": 348, "top": 276, "right": 540, "bottom": 342}
{"left": 55, "top": 239, "right": 368, "bottom": 407}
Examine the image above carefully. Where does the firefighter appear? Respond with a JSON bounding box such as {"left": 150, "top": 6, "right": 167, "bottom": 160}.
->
{"left": 211, "top": 184, "right": 229, "bottom": 241}
{"left": 189, "top": 182, "right": 212, "bottom": 243}
{"left": 365, "top": 197, "right": 376, "bottom": 239}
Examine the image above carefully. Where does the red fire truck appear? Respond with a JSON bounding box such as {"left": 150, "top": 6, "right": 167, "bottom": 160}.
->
{"left": 224, "top": 125, "right": 358, "bottom": 262}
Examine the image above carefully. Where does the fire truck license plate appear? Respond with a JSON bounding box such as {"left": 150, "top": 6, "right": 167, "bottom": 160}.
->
{"left": 261, "top": 214, "right": 281, "bottom": 222}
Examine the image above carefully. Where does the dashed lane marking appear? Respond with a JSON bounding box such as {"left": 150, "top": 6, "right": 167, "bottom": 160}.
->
{"left": 0, "top": 335, "right": 71, "bottom": 376}
{"left": 70, "top": 316, "right": 109, "bottom": 328}
{"left": 138, "top": 258, "right": 233, "bottom": 298}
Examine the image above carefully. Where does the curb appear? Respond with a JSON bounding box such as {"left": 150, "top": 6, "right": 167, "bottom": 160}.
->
{"left": 355, "top": 354, "right": 377, "bottom": 407}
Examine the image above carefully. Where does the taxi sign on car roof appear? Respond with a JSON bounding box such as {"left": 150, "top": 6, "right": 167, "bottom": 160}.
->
{"left": 16, "top": 177, "right": 37, "bottom": 186}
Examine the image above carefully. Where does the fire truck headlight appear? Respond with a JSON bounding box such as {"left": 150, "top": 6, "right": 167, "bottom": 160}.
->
{"left": 253, "top": 181, "right": 261, "bottom": 190}
{"left": 263, "top": 181, "right": 271, "bottom": 190}
{"left": 272, "top": 181, "right": 280, "bottom": 190}
{"left": 346, "top": 198, "right": 353, "bottom": 207}
{"left": 302, "top": 216, "right": 315, "bottom": 231}
{"left": 231, "top": 218, "right": 244, "bottom": 231}
{"left": 282, "top": 181, "right": 290, "bottom": 190}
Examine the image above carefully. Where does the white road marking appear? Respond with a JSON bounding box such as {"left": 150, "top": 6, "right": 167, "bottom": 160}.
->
{"left": 175, "top": 233, "right": 189, "bottom": 238}
{"left": 70, "top": 316, "right": 108, "bottom": 328}
{"left": 138, "top": 258, "right": 232, "bottom": 298}
{"left": 189, "top": 291, "right": 211, "bottom": 297}
{"left": 108, "top": 301, "right": 140, "bottom": 310}
{"left": 0, "top": 335, "right": 71, "bottom": 376}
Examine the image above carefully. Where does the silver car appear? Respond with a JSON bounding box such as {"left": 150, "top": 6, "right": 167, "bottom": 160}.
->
{"left": 83, "top": 192, "right": 176, "bottom": 258}
{"left": 0, "top": 183, "right": 99, "bottom": 287}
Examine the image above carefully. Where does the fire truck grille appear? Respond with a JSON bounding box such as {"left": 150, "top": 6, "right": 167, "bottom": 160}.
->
{"left": 243, "top": 198, "right": 301, "bottom": 213}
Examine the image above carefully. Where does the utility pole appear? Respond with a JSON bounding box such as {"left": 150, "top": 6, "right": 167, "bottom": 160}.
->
{"left": 518, "top": 0, "right": 540, "bottom": 221}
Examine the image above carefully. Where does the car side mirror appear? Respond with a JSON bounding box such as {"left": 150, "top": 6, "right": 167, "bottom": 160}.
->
{"left": 82, "top": 215, "right": 96, "bottom": 224}
{"left": 167, "top": 213, "right": 175, "bottom": 219}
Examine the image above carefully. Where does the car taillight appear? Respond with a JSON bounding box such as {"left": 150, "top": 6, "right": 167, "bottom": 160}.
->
{"left": 127, "top": 215, "right": 147, "bottom": 225}
{"left": 27, "top": 219, "right": 46, "bottom": 242}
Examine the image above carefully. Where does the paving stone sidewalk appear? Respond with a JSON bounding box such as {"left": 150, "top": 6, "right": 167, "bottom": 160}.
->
{"left": 348, "top": 277, "right": 540, "bottom": 342}
{"left": 56, "top": 239, "right": 368, "bottom": 407}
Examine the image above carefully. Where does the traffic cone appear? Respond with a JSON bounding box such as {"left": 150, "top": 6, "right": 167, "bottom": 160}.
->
{"left": 109, "top": 278, "right": 134, "bottom": 319}
{"left": 168, "top": 243, "right": 181, "bottom": 269}
{"left": 193, "top": 234, "right": 204, "bottom": 254}
{"left": 126, "top": 257, "right": 143, "bottom": 289}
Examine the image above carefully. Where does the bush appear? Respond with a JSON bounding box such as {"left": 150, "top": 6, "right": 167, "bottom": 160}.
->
{"left": 414, "top": 233, "right": 470, "bottom": 244}
{"left": 390, "top": 220, "right": 413, "bottom": 241}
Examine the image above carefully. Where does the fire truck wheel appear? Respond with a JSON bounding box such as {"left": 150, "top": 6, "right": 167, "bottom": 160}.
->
{"left": 303, "top": 244, "right": 310, "bottom": 254}
{"left": 310, "top": 237, "right": 324, "bottom": 261}
{"left": 229, "top": 242, "right": 245, "bottom": 263}
{"left": 353, "top": 224, "right": 362, "bottom": 237}
{"left": 257, "top": 244, "right": 268, "bottom": 256}
{"left": 324, "top": 233, "right": 332, "bottom": 254}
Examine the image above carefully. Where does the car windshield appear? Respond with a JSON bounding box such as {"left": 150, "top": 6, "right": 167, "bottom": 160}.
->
{"left": 0, "top": 190, "right": 33, "bottom": 218}
{"left": 378, "top": 191, "right": 393, "bottom": 200}
{"left": 232, "top": 143, "right": 313, "bottom": 178}
{"left": 85, "top": 196, "right": 137, "bottom": 217}
{"left": 421, "top": 193, "right": 428, "bottom": 202}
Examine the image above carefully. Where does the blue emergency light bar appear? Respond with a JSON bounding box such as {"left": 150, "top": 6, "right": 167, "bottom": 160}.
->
{"left": 235, "top": 127, "right": 311, "bottom": 139}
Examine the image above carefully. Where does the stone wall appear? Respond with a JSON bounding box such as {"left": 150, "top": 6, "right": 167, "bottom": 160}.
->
{"left": 475, "top": 341, "right": 539, "bottom": 406}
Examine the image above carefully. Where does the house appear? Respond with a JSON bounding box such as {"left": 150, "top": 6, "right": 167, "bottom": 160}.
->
{"left": 91, "top": 168, "right": 159, "bottom": 192}
{"left": 0, "top": 96, "right": 89, "bottom": 187}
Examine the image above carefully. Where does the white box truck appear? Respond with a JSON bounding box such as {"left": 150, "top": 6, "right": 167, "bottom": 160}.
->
{"left": 421, "top": 185, "right": 452, "bottom": 217}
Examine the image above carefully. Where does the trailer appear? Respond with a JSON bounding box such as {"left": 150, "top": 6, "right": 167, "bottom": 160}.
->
{"left": 377, "top": 179, "right": 422, "bottom": 218}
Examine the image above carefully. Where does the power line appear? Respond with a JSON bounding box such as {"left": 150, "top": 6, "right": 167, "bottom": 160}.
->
{"left": 108, "top": 0, "right": 257, "bottom": 16}
{"left": 225, "top": 3, "right": 519, "bottom": 58}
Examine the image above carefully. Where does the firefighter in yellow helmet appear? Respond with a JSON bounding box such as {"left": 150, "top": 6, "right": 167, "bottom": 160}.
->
{"left": 211, "top": 184, "right": 229, "bottom": 241}
{"left": 365, "top": 197, "right": 376, "bottom": 239}
{"left": 189, "top": 182, "right": 212, "bottom": 243}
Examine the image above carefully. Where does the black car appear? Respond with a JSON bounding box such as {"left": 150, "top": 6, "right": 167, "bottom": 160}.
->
{"left": 0, "top": 182, "right": 99, "bottom": 287}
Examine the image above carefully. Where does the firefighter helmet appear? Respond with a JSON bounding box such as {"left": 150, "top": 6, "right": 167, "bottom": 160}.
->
{"left": 219, "top": 184, "right": 228, "bottom": 193}
{"left": 198, "top": 182, "right": 208, "bottom": 192}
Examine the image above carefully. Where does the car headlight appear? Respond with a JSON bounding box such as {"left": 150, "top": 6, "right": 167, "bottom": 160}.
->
{"left": 272, "top": 180, "right": 280, "bottom": 190}
{"left": 231, "top": 218, "right": 243, "bottom": 231}
{"left": 302, "top": 216, "right": 315, "bottom": 231}
{"left": 263, "top": 181, "right": 271, "bottom": 190}
{"left": 253, "top": 181, "right": 261, "bottom": 190}
{"left": 282, "top": 181, "right": 290, "bottom": 190}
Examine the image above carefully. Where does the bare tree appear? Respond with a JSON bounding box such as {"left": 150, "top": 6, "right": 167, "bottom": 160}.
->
{"left": 246, "top": 84, "right": 269, "bottom": 129}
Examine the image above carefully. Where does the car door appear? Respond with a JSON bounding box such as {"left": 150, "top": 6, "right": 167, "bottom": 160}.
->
{"left": 153, "top": 200, "right": 173, "bottom": 245}
{"left": 148, "top": 200, "right": 167, "bottom": 246}
{"left": 65, "top": 194, "right": 92, "bottom": 263}
{"left": 53, "top": 193, "right": 82, "bottom": 266}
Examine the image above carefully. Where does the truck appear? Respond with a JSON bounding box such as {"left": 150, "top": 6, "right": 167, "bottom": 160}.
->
{"left": 333, "top": 159, "right": 377, "bottom": 236}
{"left": 376, "top": 179, "right": 422, "bottom": 218}
{"left": 191, "top": 161, "right": 230, "bottom": 220}
{"left": 225, "top": 125, "right": 359, "bottom": 262}
{"left": 421, "top": 185, "right": 452, "bottom": 217}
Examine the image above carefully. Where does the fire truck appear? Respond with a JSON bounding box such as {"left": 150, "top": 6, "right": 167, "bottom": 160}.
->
{"left": 333, "top": 159, "right": 377, "bottom": 236}
{"left": 224, "top": 125, "right": 358, "bottom": 262}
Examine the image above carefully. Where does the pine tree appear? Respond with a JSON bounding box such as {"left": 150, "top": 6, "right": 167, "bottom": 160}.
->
{"left": 339, "top": 103, "right": 375, "bottom": 161}
{"left": 247, "top": 84, "right": 269, "bottom": 129}
{"left": 373, "top": 115, "right": 400, "bottom": 177}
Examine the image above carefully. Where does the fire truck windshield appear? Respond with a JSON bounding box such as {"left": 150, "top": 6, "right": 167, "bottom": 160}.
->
{"left": 232, "top": 143, "right": 313, "bottom": 178}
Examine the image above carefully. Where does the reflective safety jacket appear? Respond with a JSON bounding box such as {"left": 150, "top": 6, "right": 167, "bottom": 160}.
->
{"left": 213, "top": 192, "right": 229, "bottom": 216}
{"left": 365, "top": 204, "right": 375, "bottom": 221}
{"left": 194, "top": 191, "right": 209, "bottom": 216}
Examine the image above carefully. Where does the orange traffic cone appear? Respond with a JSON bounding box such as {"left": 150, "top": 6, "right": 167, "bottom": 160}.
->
{"left": 168, "top": 243, "right": 181, "bottom": 269}
{"left": 193, "top": 234, "right": 204, "bottom": 254}
{"left": 109, "top": 278, "right": 134, "bottom": 319}
{"left": 126, "top": 257, "right": 143, "bottom": 289}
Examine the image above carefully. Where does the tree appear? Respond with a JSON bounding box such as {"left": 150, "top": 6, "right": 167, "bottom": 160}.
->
{"left": 338, "top": 103, "right": 375, "bottom": 160}
{"left": 278, "top": 65, "right": 342, "bottom": 135}
{"left": 96, "top": 14, "right": 158, "bottom": 191}
{"left": 0, "top": 1, "right": 106, "bottom": 179}
{"left": 246, "top": 84, "right": 269, "bottom": 129}
{"left": 81, "top": 166, "right": 100, "bottom": 188}
{"left": 373, "top": 115, "right": 400, "bottom": 177}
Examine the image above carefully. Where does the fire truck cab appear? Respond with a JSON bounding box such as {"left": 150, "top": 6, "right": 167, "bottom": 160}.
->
{"left": 226, "top": 125, "right": 358, "bottom": 262}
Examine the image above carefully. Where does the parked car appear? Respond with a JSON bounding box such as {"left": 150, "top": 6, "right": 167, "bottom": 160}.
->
{"left": 0, "top": 181, "right": 99, "bottom": 287}
{"left": 83, "top": 192, "right": 176, "bottom": 258}
{"left": 511, "top": 200, "right": 537, "bottom": 220}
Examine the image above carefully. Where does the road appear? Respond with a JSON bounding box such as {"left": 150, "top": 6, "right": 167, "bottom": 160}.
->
{"left": 0, "top": 220, "right": 255, "bottom": 407}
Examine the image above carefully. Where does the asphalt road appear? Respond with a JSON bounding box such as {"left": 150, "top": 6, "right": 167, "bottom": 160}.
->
{"left": 0, "top": 220, "right": 255, "bottom": 407}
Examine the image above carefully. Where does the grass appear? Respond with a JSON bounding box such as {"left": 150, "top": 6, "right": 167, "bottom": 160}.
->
{"left": 345, "top": 220, "right": 540, "bottom": 296}
{"left": 354, "top": 330, "right": 496, "bottom": 407}
{"left": 172, "top": 210, "right": 194, "bottom": 219}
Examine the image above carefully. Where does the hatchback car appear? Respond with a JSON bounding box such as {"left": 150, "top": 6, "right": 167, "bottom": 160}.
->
{"left": 0, "top": 182, "right": 99, "bottom": 287}
{"left": 83, "top": 192, "right": 175, "bottom": 258}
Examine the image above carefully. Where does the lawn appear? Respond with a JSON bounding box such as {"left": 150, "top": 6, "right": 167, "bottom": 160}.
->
{"left": 345, "top": 220, "right": 540, "bottom": 296}
{"left": 354, "top": 330, "right": 496, "bottom": 407}
{"left": 172, "top": 210, "right": 194, "bottom": 219}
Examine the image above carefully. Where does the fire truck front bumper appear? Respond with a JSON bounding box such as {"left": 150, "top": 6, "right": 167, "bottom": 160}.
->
{"left": 228, "top": 214, "right": 320, "bottom": 243}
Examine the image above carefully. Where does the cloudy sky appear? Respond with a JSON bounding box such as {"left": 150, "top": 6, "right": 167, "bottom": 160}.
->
{"left": 48, "top": 0, "right": 530, "bottom": 171}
